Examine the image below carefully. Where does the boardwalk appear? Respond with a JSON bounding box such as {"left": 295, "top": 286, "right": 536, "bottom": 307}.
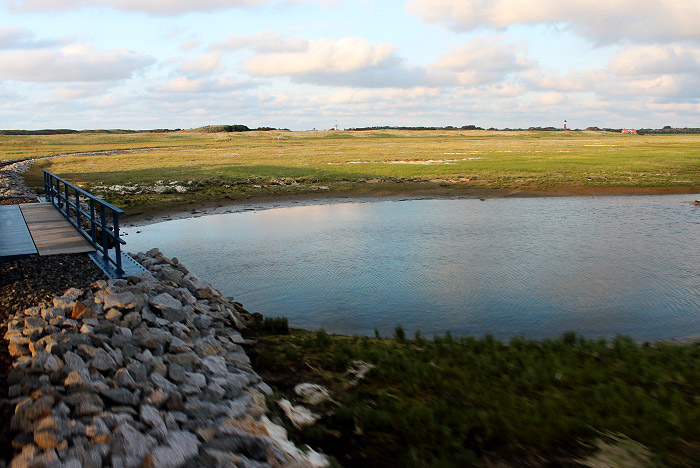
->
{"left": 0, "top": 203, "right": 94, "bottom": 262}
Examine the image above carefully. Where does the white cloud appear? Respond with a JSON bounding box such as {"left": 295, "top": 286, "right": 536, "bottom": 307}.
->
{"left": 0, "top": 25, "right": 57, "bottom": 49}
{"left": 6, "top": 0, "right": 267, "bottom": 15}
{"left": 608, "top": 44, "right": 700, "bottom": 76}
{"left": 434, "top": 36, "right": 533, "bottom": 86}
{"left": 154, "top": 76, "right": 254, "bottom": 93}
{"left": 211, "top": 31, "right": 309, "bottom": 53}
{"left": 0, "top": 44, "right": 154, "bottom": 82}
{"left": 244, "top": 37, "right": 396, "bottom": 76}
{"left": 178, "top": 52, "right": 222, "bottom": 74}
{"left": 406, "top": 0, "right": 700, "bottom": 43}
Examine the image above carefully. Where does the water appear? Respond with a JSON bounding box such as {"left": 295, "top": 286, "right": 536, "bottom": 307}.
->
{"left": 125, "top": 195, "right": 700, "bottom": 340}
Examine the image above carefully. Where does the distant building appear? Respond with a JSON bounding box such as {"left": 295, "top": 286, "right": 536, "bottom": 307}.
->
{"left": 621, "top": 128, "right": 638, "bottom": 134}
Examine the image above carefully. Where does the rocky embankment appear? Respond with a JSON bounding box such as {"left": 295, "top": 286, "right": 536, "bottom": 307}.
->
{"left": 1, "top": 160, "right": 326, "bottom": 467}
{"left": 0, "top": 160, "right": 37, "bottom": 201}
{"left": 4, "top": 249, "right": 326, "bottom": 468}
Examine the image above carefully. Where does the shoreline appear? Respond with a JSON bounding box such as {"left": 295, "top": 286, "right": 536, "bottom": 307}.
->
{"left": 123, "top": 183, "right": 700, "bottom": 227}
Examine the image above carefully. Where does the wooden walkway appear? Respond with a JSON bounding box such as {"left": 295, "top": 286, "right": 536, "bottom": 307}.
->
{"left": 0, "top": 203, "right": 94, "bottom": 262}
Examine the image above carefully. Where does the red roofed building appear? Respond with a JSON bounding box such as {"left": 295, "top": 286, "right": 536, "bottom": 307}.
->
{"left": 621, "top": 128, "right": 638, "bottom": 134}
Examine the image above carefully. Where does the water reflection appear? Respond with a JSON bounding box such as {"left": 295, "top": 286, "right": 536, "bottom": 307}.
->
{"left": 126, "top": 195, "right": 700, "bottom": 340}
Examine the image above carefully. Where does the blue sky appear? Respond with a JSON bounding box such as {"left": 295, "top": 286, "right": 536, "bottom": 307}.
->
{"left": 1, "top": 0, "right": 699, "bottom": 130}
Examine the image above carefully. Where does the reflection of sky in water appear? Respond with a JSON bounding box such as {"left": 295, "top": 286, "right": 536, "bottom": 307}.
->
{"left": 126, "top": 195, "right": 700, "bottom": 340}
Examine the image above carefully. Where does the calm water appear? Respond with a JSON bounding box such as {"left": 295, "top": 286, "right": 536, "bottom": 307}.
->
{"left": 125, "top": 195, "right": 700, "bottom": 340}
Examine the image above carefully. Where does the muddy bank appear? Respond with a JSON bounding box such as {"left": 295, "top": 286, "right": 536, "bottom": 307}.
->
{"left": 123, "top": 181, "right": 700, "bottom": 227}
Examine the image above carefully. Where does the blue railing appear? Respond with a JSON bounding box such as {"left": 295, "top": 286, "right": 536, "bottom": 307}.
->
{"left": 43, "top": 170, "right": 126, "bottom": 276}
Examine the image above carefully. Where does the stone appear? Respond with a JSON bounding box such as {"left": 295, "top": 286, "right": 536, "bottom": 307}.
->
{"left": 201, "top": 355, "right": 228, "bottom": 376}
{"left": 112, "top": 423, "right": 157, "bottom": 462}
{"left": 140, "top": 404, "right": 167, "bottom": 436}
{"left": 41, "top": 307, "right": 64, "bottom": 321}
{"left": 184, "top": 372, "right": 206, "bottom": 389}
{"left": 91, "top": 348, "right": 117, "bottom": 372}
{"left": 149, "top": 293, "right": 182, "bottom": 311}
{"left": 127, "top": 361, "right": 148, "bottom": 382}
{"left": 294, "top": 383, "right": 332, "bottom": 405}
{"left": 32, "top": 351, "right": 59, "bottom": 373}
{"left": 71, "top": 301, "right": 97, "bottom": 320}
{"left": 101, "top": 388, "right": 140, "bottom": 406}
{"left": 103, "top": 291, "right": 138, "bottom": 310}
{"left": 122, "top": 311, "right": 142, "bottom": 328}
{"left": 114, "top": 368, "right": 138, "bottom": 389}
{"left": 34, "top": 429, "right": 60, "bottom": 450}
{"left": 166, "top": 352, "right": 200, "bottom": 370}
{"left": 168, "top": 336, "right": 191, "bottom": 353}
{"left": 54, "top": 296, "right": 77, "bottom": 311}
{"left": 168, "top": 364, "right": 186, "bottom": 384}
{"left": 150, "top": 373, "right": 178, "bottom": 395}
{"left": 62, "top": 287, "right": 83, "bottom": 301}
{"left": 63, "top": 350, "right": 86, "bottom": 372}
{"left": 161, "top": 308, "right": 186, "bottom": 323}
{"left": 105, "top": 309, "right": 123, "bottom": 322}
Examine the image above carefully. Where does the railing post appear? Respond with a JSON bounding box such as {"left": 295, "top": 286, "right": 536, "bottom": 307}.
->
{"left": 113, "top": 211, "right": 123, "bottom": 275}
{"left": 44, "top": 172, "right": 49, "bottom": 202}
{"left": 75, "top": 190, "right": 81, "bottom": 229}
{"left": 90, "top": 199, "right": 96, "bottom": 245}
{"left": 64, "top": 182, "right": 70, "bottom": 216}
{"left": 100, "top": 204, "right": 109, "bottom": 260}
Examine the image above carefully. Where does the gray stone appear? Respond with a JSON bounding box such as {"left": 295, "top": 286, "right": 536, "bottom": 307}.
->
{"left": 166, "top": 352, "right": 200, "bottom": 370}
{"left": 140, "top": 404, "right": 167, "bottom": 437}
{"left": 148, "top": 446, "right": 186, "bottom": 468}
{"left": 122, "top": 311, "right": 142, "bottom": 328}
{"left": 168, "top": 364, "right": 186, "bottom": 384}
{"left": 114, "top": 368, "right": 138, "bottom": 389}
{"left": 150, "top": 373, "right": 178, "bottom": 395}
{"left": 41, "top": 307, "right": 65, "bottom": 321}
{"left": 91, "top": 348, "right": 117, "bottom": 372}
{"left": 112, "top": 423, "right": 156, "bottom": 462}
{"left": 53, "top": 296, "right": 77, "bottom": 311}
{"left": 101, "top": 388, "right": 140, "bottom": 406}
{"left": 201, "top": 355, "right": 228, "bottom": 376}
{"left": 150, "top": 293, "right": 182, "bottom": 311}
{"left": 63, "top": 350, "right": 86, "bottom": 372}
{"left": 184, "top": 372, "right": 206, "bottom": 389}
{"left": 126, "top": 361, "right": 148, "bottom": 383}
{"left": 161, "top": 308, "right": 186, "bottom": 323}
{"left": 32, "top": 351, "right": 59, "bottom": 372}
{"left": 62, "top": 287, "right": 83, "bottom": 301}
{"left": 168, "top": 336, "right": 191, "bottom": 353}
{"left": 103, "top": 291, "right": 137, "bottom": 310}
{"left": 192, "top": 314, "right": 212, "bottom": 331}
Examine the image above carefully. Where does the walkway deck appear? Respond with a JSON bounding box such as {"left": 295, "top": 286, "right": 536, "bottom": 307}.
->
{"left": 0, "top": 203, "right": 94, "bottom": 262}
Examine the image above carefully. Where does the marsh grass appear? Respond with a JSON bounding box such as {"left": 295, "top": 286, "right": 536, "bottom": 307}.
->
{"left": 250, "top": 330, "right": 700, "bottom": 467}
{"left": 6, "top": 130, "right": 699, "bottom": 216}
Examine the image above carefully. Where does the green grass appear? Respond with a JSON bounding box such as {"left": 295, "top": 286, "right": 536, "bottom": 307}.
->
{"left": 251, "top": 330, "right": 700, "bottom": 467}
{"left": 5, "top": 129, "right": 699, "bottom": 216}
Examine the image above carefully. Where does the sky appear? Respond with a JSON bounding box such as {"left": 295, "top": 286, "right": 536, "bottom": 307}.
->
{"left": 1, "top": 0, "right": 699, "bottom": 130}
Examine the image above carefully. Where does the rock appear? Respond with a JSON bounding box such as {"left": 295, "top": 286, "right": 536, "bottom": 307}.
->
{"left": 150, "top": 373, "right": 178, "bottom": 395}
{"left": 112, "top": 423, "right": 157, "bottom": 462}
{"left": 201, "top": 355, "right": 228, "bottom": 376}
{"left": 34, "top": 429, "right": 60, "bottom": 450}
{"left": 105, "top": 309, "right": 123, "bottom": 322}
{"left": 278, "top": 399, "right": 321, "bottom": 428}
{"left": 161, "top": 308, "right": 186, "bottom": 323}
{"left": 91, "top": 348, "right": 117, "bottom": 372}
{"left": 101, "top": 388, "right": 140, "bottom": 406}
{"left": 114, "top": 368, "right": 138, "bottom": 389}
{"left": 149, "top": 293, "right": 182, "bottom": 311}
{"left": 166, "top": 352, "right": 200, "bottom": 370}
{"left": 103, "top": 291, "right": 138, "bottom": 310}
{"left": 294, "top": 383, "right": 332, "bottom": 405}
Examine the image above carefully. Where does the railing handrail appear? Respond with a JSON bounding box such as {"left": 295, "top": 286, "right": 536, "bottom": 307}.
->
{"left": 43, "top": 170, "right": 126, "bottom": 276}
{"left": 44, "top": 172, "right": 125, "bottom": 214}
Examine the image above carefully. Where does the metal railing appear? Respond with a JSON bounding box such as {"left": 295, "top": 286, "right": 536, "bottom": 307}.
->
{"left": 43, "top": 170, "right": 126, "bottom": 276}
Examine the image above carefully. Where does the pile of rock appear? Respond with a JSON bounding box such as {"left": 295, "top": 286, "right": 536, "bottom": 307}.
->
{"left": 4, "top": 248, "right": 326, "bottom": 468}
{"left": 0, "top": 160, "right": 38, "bottom": 200}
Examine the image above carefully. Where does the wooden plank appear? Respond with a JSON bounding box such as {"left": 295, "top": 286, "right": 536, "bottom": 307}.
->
{"left": 0, "top": 205, "right": 38, "bottom": 261}
{"left": 20, "top": 203, "right": 94, "bottom": 256}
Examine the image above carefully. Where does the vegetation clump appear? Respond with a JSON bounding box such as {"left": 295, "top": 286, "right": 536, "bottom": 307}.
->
{"left": 250, "top": 330, "right": 700, "bottom": 467}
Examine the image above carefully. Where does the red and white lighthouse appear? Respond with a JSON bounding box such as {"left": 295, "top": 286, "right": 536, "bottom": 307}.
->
{"left": 564, "top": 120, "right": 567, "bottom": 130}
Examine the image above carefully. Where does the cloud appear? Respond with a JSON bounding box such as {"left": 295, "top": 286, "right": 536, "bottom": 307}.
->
{"left": 406, "top": 0, "right": 700, "bottom": 43}
{"left": 211, "top": 31, "right": 309, "bottom": 53}
{"left": 608, "top": 44, "right": 700, "bottom": 76}
{"left": 244, "top": 37, "right": 397, "bottom": 76}
{"left": 0, "top": 25, "right": 58, "bottom": 49}
{"left": 178, "top": 52, "right": 222, "bottom": 74}
{"left": 0, "top": 44, "right": 154, "bottom": 82}
{"left": 434, "top": 36, "right": 533, "bottom": 86}
{"left": 6, "top": 0, "right": 267, "bottom": 15}
{"left": 154, "top": 76, "right": 255, "bottom": 93}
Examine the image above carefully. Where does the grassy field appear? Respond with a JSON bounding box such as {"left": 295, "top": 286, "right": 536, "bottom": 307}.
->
{"left": 4, "top": 129, "right": 699, "bottom": 217}
{"left": 249, "top": 326, "right": 700, "bottom": 467}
